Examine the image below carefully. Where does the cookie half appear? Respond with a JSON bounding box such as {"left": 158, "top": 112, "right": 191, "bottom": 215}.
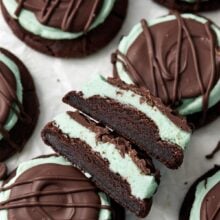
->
{"left": 112, "top": 12, "right": 220, "bottom": 128}
{"left": 153, "top": 0, "right": 220, "bottom": 12}
{"left": 63, "top": 76, "right": 191, "bottom": 169}
{"left": 0, "top": 155, "right": 124, "bottom": 220}
{"left": 42, "top": 111, "right": 159, "bottom": 217}
{"left": 0, "top": 48, "right": 39, "bottom": 162}
{"left": 179, "top": 165, "right": 220, "bottom": 220}
{"left": 1, "top": 0, "right": 128, "bottom": 58}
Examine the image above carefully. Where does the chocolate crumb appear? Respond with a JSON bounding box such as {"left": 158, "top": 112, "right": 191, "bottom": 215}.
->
{"left": 116, "top": 91, "right": 123, "bottom": 96}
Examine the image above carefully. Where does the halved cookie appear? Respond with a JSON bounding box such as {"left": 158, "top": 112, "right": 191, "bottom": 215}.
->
{"left": 63, "top": 76, "right": 191, "bottom": 169}
{"left": 42, "top": 111, "right": 159, "bottom": 217}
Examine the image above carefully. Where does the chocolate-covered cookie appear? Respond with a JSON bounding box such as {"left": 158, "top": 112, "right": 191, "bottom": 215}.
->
{"left": 153, "top": 0, "right": 220, "bottom": 12}
{"left": 179, "top": 166, "right": 220, "bottom": 220}
{"left": 1, "top": 0, "right": 128, "bottom": 57}
{"left": 0, "top": 155, "right": 124, "bottom": 219}
{"left": 112, "top": 12, "right": 220, "bottom": 128}
{"left": 0, "top": 48, "right": 39, "bottom": 162}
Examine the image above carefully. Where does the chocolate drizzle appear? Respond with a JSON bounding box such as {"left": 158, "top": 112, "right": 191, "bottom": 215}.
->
{"left": 112, "top": 12, "right": 220, "bottom": 117}
{"left": 15, "top": 0, "right": 102, "bottom": 32}
{"left": 0, "top": 163, "right": 112, "bottom": 219}
{"left": 206, "top": 141, "right": 220, "bottom": 160}
{"left": 0, "top": 49, "right": 30, "bottom": 150}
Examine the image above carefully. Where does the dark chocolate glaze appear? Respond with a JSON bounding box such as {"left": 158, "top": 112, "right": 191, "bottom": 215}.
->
{"left": 0, "top": 48, "right": 30, "bottom": 151}
{"left": 112, "top": 12, "right": 220, "bottom": 117}
{"left": 201, "top": 181, "right": 220, "bottom": 220}
{"left": 15, "top": 0, "right": 103, "bottom": 32}
{"left": 0, "top": 163, "right": 111, "bottom": 219}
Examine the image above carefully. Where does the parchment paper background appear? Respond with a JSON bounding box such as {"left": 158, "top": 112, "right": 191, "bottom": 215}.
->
{"left": 0, "top": 1, "right": 220, "bottom": 219}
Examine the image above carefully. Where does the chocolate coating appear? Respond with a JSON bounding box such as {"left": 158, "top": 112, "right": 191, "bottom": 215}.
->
{"left": 113, "top": 12, "right": 220, "bottom": 123}
{"left": 0, "top": 61, "right": 17, "bottom": 125}
{"left": 0, "top": 163, "right": 7, "bottom": 179}
{"left": 0, "top": 163, "right": 109, "bottom": 219}
{"left": 200, "top": 181, "right": 220, "bottom": 220}
{"left": 0, "top": 48, "right": 39, "bottom": 162}
{"left": 15, "top": 0, "right": 103, "bottom": 32}
{"left": 179, "top": 166, "right": 220, "bottom": 220}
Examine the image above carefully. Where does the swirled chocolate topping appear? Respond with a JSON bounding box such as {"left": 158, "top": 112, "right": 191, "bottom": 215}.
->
{"left": 15, "top": 0, "right": 103, "bottom": 32}
{"left": 113, "top": 12, "right": 220, "bottom": 115}
{"left": 200, "top": 181, "right": 220, "bottom": 220}
{"left": 0, "top": 163, "right": 111, "bottom": 219}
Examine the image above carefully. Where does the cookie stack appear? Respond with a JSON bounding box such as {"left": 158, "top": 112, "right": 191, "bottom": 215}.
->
{"left": 41, "top": 76, "right": 192, "bottom": 217}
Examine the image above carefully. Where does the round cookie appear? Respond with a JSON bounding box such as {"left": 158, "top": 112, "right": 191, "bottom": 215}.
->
{"left": 112, "top": 12, "right": 220, "bottom": 128}
{"left": 153, "top": 0, "right": 220, "bottom": 12}
{"left": 1, "top": 0, "right": 128, "bottom": 58}
{"left": 0, "top": 155, "right": 124, "bottom": 220}
{"left": 0, "top": 48, "right": 39, "bottom": 162}
{"left": 179, "top": 165, "right": 220, "bottom": 220}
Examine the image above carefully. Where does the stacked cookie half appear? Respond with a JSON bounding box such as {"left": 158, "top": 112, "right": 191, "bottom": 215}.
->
{"left": 42, "top": 76, "right": 192, "bottom": 218}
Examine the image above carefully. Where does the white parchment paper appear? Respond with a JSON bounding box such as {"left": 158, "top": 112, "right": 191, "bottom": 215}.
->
{"left": 0, "top": 1, "right": 220, "bottom": 219}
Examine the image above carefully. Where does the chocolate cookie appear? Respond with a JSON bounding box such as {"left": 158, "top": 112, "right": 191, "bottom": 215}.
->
{"left": 0, "top": 48, "right": 39, "bottom": 162}
{"left": 62, "top": 76, "right": 191, "bottom": 169}
{"left": 112, "top": 12, "right": 220, "bottom": 128}
{"left": 1, "top": 0, "right": 128, "bottom": 58}
{"left": 179, "top": 165, "right": 220, "bottom": 220}
{"left": 0, "top": 155, "right": 124, "bottom": 219}
{"left": 42, "top": 111, "right": 159, "bottom": 218}
{"left": 153, "top": 0, "right": 220, "bottom": 12}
